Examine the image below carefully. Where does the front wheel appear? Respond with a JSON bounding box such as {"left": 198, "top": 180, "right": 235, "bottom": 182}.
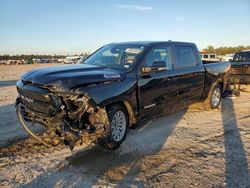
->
{"left": 98, "top": 104, "right": 129, "bottom": 150}
{"left": 203, "top": 83, "right": 222, "bottom": 109}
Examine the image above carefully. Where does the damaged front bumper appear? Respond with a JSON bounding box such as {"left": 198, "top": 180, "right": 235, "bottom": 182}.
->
{"left": 16, "top": 80, "right": 110, "bottom": 150}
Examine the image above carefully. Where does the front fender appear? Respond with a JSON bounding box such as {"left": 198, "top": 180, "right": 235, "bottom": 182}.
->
{"left": 77, "top": 78, "right": 138, "bottom": 126}
{"left": 78, "top": 77, "right": 137, "bottom": 106}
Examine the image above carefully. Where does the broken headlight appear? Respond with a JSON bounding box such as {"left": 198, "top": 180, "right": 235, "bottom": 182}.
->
{"left": 46, "top": 80, "right": 67, "bottom": 92}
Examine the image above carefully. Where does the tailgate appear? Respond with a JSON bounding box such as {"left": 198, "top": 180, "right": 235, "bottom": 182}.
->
{"left": 230, "top": 63, "right": 250, "bottom": 75}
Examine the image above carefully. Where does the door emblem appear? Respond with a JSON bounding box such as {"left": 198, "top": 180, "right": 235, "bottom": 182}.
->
{"left": 144, "top": 103, "right": 156, "bottom": 109}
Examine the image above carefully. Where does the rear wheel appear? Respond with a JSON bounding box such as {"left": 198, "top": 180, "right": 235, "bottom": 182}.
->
{"left": 98, "top": 104, "right": 129, "bottom": 150}
{"left": 203, "top": 83, "right": 222, "bottom": 109}
{"left": 211, "top": 86, "right": 221, "bottom": 108}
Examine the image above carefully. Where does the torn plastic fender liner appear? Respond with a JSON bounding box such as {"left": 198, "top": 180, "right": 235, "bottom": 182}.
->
{"left": 54, "top": 92, "right": 110, "bottom": 150}
{"left": 88, "top": 108, "right": 110, "bottom": 137}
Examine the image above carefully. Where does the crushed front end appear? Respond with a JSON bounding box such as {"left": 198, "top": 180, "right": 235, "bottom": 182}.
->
{"left": 15, "top": 80, "right": 109, "bottom": 150}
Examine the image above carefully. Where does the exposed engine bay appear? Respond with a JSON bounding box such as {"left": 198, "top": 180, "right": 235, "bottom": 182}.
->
{"left": 16, "top": 90, "right": 110, "bottom": 150}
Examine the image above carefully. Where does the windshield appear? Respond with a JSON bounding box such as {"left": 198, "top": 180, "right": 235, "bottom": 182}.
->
{"left": 80, "top": 44, "right": 144, "bottom": 70}
{"left": 233, "top": 52, "right": 250, "bottom": 62}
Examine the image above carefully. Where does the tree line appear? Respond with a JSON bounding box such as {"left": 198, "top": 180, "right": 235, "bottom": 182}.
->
{"left": 202, "top": 45, "right": 250, "bottom": 55}
{"left": 1, "top": 45, "right": 250, "bottom": 60}
{"left": 0, "top": 53, "right": 90, "bottom": 61}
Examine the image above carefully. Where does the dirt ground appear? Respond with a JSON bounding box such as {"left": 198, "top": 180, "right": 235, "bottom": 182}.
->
{"left": 0, "top": 64, "right": 250, "bottom": 188}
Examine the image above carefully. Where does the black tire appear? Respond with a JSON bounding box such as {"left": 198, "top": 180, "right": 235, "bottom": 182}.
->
{"left": 203, "top": 83, "right": 222, "bottom": 109}
{"left": 98, "top": 104, "right": 129, "bottom": 150}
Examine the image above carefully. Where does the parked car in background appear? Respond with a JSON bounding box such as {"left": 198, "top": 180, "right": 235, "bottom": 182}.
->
{"left": 0, "top": 60, "right": 7, "bottom": 65}
{"left": 64, "top": 56, "right": 82, "bottom": 64}
{"left": 200, "top": 53, "right": 219, "bottom": 64}
{"left": 222, "top": 53, "right": 234, "bottom": 62}
{"left": 6, "top": 60, "right": 25, "bottom": 65}
{"left": 229, "top": 50, "right": 250, "bottom": 85}
{"left": 41, "top": 58, "right": 54, "bottom": 63}
{"left": 16, "top": 41, "right": 230, "bottom": 151}
{"left": 57, "top": 58, "right": 65, "bottom": 63}
{"left": 33, "top": 58, "right": 41, "bottom": 64}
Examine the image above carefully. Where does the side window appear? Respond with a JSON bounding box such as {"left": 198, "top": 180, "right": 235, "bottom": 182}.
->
{"left": 233, "top": 53, "right": 239, "bottom": 61}
{"left": 101, "top": 49, "right": 119, "bottom": 65}
{"left": 204, "top": 55, "right": 208, "bottom": 59}
{"left": 174, "top": 46, "right": 197, "bottom": 69}
{"left": 145, "top": 47, "right": 173, "bottom": 70}
{"left": 234, "top": 52, "right": 250, "bottom": 62}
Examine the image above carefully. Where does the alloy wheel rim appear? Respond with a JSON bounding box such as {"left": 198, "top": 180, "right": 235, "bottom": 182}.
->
{"left": 111, "top": 111, "right": 126, "bottom": 142}
{"left": 212, "top": 87, "right": 221, "bottom": 107}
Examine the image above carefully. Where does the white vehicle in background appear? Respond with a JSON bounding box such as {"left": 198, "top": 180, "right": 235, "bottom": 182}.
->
{"left": 6, "top": 60, "right": 25, "bottom": 65}
{"left": 200, "top": 53, "right": 219, "bottom": 64}
{"left": 222, "top": 53, "right": 235, "bottom": 62}
{"left": 0, "top": 60, "right": 7, "bottom": 65}
{"left": 64, "top": 56, "right": 82, "bottom": 64}
{"left": 33, "top": 58, "right": 42, "bottom": 64}
{"left": 57, "top": 58, "right": 65, "bottom": 63}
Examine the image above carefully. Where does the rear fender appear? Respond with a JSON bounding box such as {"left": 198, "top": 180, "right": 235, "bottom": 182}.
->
{"left": 201, "top": 62, "right": 230, "bottom": 101}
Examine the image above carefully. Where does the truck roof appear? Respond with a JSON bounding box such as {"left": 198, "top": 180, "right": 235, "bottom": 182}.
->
{"left": 240, "top": 49, "right": 250, "bottom": 52}
{"left": 110, "top": 41, "right": 196, "bottom": 46}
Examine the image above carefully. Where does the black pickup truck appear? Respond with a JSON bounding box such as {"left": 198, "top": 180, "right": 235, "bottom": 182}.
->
{"left": 229, "top": 50, "right": 250, "bottom": 85}
{"left": 16, "top": 41, "right": 230, "bottom": 150}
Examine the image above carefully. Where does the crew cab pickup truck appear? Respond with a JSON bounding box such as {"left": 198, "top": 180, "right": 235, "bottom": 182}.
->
{"left": 229, "top": 50, "right": 250, "bottom": 85}
{"left": 16, "top": 41, "right": 230, "bottom": 150}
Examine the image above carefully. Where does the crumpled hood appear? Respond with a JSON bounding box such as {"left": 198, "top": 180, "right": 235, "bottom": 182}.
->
{"left": 22, "top": 64, "right": 125, "bottom": 90}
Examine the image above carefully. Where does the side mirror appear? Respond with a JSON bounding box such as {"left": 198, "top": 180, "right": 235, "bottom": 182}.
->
{"left": 141, "top": 61, "right": 167, "bottom": 73}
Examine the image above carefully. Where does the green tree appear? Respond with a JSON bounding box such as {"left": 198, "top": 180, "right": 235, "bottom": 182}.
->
{"left": 207, "top": 45, "right": 216, "bottom": 53}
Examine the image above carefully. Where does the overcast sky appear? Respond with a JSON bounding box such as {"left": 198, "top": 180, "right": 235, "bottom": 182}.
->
{"left": 0, "top": 0, "right": 250, "bottom": 55}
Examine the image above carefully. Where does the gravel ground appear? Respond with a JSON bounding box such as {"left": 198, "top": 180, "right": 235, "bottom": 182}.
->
{"left": 0, "top": 64, "right": 249, "bottom": 187}
{"left": 0, "top": 64, "right": 63, "bottom": 147}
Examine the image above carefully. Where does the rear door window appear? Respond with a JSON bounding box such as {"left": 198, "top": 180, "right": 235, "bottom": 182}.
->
{"left": 233, "top": 52, "right": 250, "bottom": 62}
{"left": 174, "top": 46, "right": 197, "bottom": 69}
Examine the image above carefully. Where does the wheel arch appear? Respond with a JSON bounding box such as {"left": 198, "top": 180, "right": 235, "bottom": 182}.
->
{"left": 201, "top": 78, "right": 224, "bottom": 102}
{"left": 215, "top": 78, "right": 223, "bottom": 91}
{"left": 105, "top": 100, "right": 137, "bottom": 127}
